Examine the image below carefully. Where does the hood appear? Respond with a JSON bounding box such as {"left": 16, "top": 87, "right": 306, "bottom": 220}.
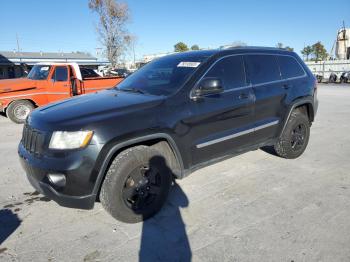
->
{"left": 28, "top": 89, "right": 165, "bottom": 130}
{"left": 0, "top": 78, "right": 36, "bottom": 94}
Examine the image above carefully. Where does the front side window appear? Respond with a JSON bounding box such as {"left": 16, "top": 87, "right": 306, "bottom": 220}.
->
{"left": 27, "top": 65, "right": 51, "bottom": 80}
{"left": 244, "top": 55, "right": 281, "bottom": 85}
{"left": 277, "top": 56, "right": 305, "bottom": 79}
{"left": 204, "top": 55, "right": 246, "bottom": 90}
{"left": 52, "top": 66, "right": 68, "bottom": 82}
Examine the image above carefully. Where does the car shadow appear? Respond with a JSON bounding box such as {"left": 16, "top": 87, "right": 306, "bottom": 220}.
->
{"left": 260, "top": 145, "right": 279, "bottom": 157}
{"left": 139, "top": 156, "right": 191, "bottom": 262}
{"left": 0, "top": 209, "right": 21, "bottom": 245}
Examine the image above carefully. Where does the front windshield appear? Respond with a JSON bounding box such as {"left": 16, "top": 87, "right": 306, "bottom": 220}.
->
{"left": 116, "top": 53, "right": 209, "bottom": 96}
{"left": 27, "top": 65, "right": 51, "bottom": 80}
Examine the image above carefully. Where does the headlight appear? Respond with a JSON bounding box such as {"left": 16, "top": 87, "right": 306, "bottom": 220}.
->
{"left": 49, "top": 131, "right": 93, "bottom": 150}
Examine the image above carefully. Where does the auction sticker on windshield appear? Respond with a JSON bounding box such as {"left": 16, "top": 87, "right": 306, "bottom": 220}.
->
{"left": 177, "top": 62, "right": 201, "bottom": 68}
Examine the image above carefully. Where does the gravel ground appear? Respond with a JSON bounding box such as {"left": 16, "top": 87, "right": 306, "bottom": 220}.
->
{"left": 0, "top": 84, "right": 350, "bottom": 262}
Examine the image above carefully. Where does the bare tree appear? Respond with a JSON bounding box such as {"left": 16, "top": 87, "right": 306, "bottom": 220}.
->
{"left": 125, "top": 34, "right": 137, "bottom": 65}
{"left": 89, "top": 0, "right": 130, "bottom": 67}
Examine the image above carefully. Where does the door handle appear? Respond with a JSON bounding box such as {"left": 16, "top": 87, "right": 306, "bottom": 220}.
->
{"left": 238, "top": 93, "right": 249, "bottom": 99}
{"left": 283, "top": 83, "right": 292, "bottom": 89}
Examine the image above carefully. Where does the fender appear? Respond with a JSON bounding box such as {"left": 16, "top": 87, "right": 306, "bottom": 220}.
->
{"left": 91, "top": 133, "right": 184, "bottom": 196}
{"left": 279, "top": 96, "right": 315, "bottom": 137}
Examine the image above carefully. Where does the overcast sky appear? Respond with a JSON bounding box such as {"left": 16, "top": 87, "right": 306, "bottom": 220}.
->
{"left": 0, "top": 0, "right": 349, "bottom": 60}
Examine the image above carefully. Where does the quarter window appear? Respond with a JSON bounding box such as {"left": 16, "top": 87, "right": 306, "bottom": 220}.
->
{"left": 205, "top": 55, "right": 246, "bottom": 90}
{"left": 244, "top": 55, "right": 281, "bottom": 85}
{"left": 52, "top": 66, "right": 68, "bottom": 82}
{"left": 277, "top": 56, "right": 305, "bottom": 79}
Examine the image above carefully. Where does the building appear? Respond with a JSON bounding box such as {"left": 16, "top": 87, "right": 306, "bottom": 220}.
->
{"left": 0, "top": 51, "right": 100, "bottom": 79}
{"left": 335, "top": 28, "right": 350, "bottom": 60}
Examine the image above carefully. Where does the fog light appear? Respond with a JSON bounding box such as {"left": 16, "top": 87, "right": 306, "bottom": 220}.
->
{"left": 47, "top": 174, "right": 66, "bottom": 188}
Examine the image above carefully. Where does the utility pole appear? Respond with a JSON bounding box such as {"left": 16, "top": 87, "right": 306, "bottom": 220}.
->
{"left": 16, "top": 33, "right": 20, "bottom": 52}
{"left": 343, "top": 21, "right": 346, "bottom": 60}
{"left": 132, "top": 40, "right": 136, "bottom": 66}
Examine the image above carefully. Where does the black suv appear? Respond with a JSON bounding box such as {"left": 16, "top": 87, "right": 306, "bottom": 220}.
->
{"left": 19, "top": 47, "right": 318, "bottom": 223}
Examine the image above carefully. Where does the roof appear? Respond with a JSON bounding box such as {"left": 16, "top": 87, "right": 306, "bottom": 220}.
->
{"left": 161, "top": 47, "right": 293, "bottom": 61}
{"left": 0, "top": 51, "right": 96, "bottom": 60}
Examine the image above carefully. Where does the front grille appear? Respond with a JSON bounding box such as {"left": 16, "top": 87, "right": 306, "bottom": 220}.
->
{"left": 22, "top": 125, "right": 45, "bottom": 156}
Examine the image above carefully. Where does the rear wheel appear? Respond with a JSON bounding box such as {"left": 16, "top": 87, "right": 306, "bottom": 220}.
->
{"left": 100, "top": 146, "right": 172, "bottom": 223}
{"left": 6, "top": 100, "right": 34, "bottom": 124}
{"left": 274, "top": 109, "right": 310, "bottom": 159}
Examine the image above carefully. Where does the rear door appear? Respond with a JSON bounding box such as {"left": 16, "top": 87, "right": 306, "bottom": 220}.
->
{"left": 244, "top": 54, "right": 287, "bottom": 143}
{"left": 186, "top": 55, "right": 255, "bottom": 165}
{"left": 47, "top": 66, "right": 71, "bottom": 103}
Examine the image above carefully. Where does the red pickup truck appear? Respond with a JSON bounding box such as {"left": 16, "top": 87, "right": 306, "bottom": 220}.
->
{"left": 0, "top": 63, "right": 124, "bottom": 123}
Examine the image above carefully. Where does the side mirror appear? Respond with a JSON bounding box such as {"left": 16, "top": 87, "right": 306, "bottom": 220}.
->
{"left": 193, "top": 78, "right": 224, "bottom": 97}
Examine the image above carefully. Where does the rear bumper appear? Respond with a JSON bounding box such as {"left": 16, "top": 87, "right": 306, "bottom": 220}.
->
{"left": 18, "top": 143, "right": 99, "bottom": 210}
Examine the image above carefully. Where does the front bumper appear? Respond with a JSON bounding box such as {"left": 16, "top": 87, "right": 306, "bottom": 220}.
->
{"left": 18, "top": 142, "right": 100, "bottom": 210}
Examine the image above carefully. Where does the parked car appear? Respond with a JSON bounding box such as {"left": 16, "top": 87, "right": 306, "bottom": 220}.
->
{"left": 19, "top": 47, "right": 318, "bottom": 223}
{"left": 0, "top": 63, "right": 124, "bottom": 123}
{"left": 111, "top": 68, "right": 132, "bottom": 78}
{"left": 329, "top": 72, "right": 338, "bottom": 83}
{"left": 315, "top": 74, "right": 323, "bottom": 83}
{"left": 340, "top": 71, "right": 350, "bottom": 83}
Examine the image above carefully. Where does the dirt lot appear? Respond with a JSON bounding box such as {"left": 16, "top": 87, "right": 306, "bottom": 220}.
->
{"left": 1, "top": 84, "right": 350, "bottom": 262}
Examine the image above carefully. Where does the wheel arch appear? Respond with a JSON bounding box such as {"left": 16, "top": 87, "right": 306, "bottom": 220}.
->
{"left": 279, "top": 98, "right": 315, "bottom": 137}
{"left": 5, "top": 98, "right": 37, "bottom": 113}
{"left": 92, "top": 133, "right": 184, "bottom": 198}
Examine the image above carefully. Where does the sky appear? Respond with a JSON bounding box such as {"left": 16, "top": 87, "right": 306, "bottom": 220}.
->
{"left": 0, "top": 0, "right": 349, "bottom": 61}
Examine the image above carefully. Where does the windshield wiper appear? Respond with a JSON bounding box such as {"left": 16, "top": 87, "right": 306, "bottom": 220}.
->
{"left": 118, "top": 87, "right": 146, "bottom": 94}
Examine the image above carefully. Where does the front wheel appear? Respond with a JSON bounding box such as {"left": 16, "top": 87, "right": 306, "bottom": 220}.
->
{"left": 6, "top": 100, "right": 34, "bottom": 124}
{"left": 100, "top": 146, "right": 172, "bottom": 223}
{"left": 274, "top": 110, "right": 310, "bottom": 159}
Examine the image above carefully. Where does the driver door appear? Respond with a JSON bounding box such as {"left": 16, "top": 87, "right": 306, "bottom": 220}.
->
{"left": 47, "top": 66, "right": 71, "bottom": 103}
{"left": 184, "top": 55, "right": 255, "bottom": 165}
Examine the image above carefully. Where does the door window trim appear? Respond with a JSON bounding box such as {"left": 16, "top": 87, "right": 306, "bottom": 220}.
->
{"left": 243, "top": 53, "right": 307, "bottom": 87}
{"left": 190, "top": 53, "right": 307, "bottom": 99}
{"left": 190, "top": 54, "right": 248, "bottom": 99}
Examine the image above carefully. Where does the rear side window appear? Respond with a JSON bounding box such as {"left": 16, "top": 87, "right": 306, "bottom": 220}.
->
{"left": 277, "top": 56, "right": 305, "bottom": 79}
{"left": 244, "top": 55, "right": 281, "bottom": 85}
{"left": 205, "top": 55, "right": 246, "bottom": 90}
{"left": 52, "top": 66, "right": 68, "bottom": 82}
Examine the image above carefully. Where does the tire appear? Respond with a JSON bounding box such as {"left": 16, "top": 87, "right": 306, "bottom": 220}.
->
{"left": 274, "top": 109, "right": 310, "bottom": 159}
{"left": 100, "top": 145, "right": 172, "bottom": 223}
{"left": 6, "top": 100, "right": 34, "bottom": 124}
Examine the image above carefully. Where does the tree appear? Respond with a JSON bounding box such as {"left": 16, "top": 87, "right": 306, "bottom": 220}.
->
{"left": 174, "top": 42, "right": 189, "bottom": 52}
{"left": 276, "top": 42, "right": 284, "bottom": 49}
{"left": 276, "top": 42, "right": 293, "bottom": 51}
{"left": 301, "top": 45, "right": 313, "bottom": 61}
{"left": 125, "top": 34, "right": 137, "bottom": 65}
{"left": 191, "top": 44, "right": 200, "bottom": 51}
{"left": 312, "top": 41, "right": 328, "bottom": 61}
{"left": 284, "top": 46, "right": 294, "bottom": 52}
{"left": 89, "top": 0, "right": 131, "bottom": 67}
{"left": 230, "top": 41, "right": 247, "bottom": 47}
